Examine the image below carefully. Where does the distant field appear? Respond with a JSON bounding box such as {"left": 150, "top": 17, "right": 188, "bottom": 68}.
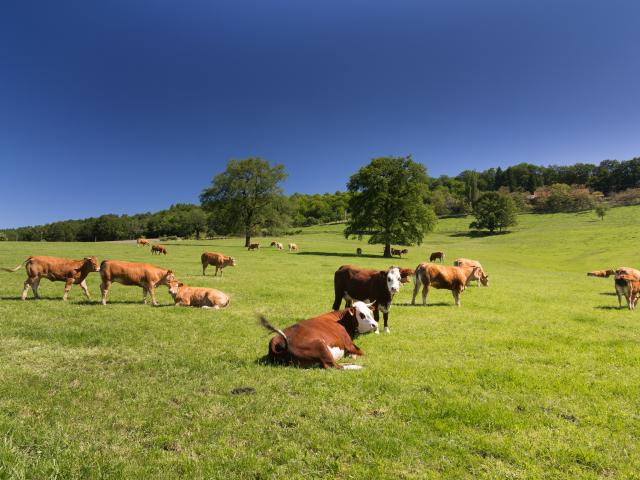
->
{"left": 1, "top": 207, "right": 639, "bottom": 479}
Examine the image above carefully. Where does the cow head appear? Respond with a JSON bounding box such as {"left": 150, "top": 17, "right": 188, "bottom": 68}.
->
{"left": 475, "top": 267, "right": 489, "bottom": 286}
{"left": 84, "top": 256, "right": 100, "bottom": 272}
{"left": 161, "top": 270, "right": 176, "bottom": 286}
{"left": 399, "top": 268, "right": 414, "bottom": 284}
{"left": 168, "top": 280, "right": 183, "bottom": 296}
{"left": 350, "top": 301, "right": 378, "bottom": 333}
{"left": 228, "top": 257, "right": 237, "bottom": 266}
{"left": 386, "top": 267, "right": 402, "bottom": 294}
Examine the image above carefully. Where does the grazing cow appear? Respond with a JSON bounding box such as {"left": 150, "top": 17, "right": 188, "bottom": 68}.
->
{"left": 151, "top": 244, "right": 167, "bottom": 255}
{"left": 391, "top": 248, "right": 409, "bottom": 258}
{"left": 288, "top": 243, "right": 298, "bottom": 252}
{"left": 614, "top": 274, "right": 640, "bottom": 310}
{"left": 260, "top": 301, "right": 378, "bottom": 369}
{"left": 136, "top": 238, "right": 150, "bottom": 247}
{"left": 168, "top": 281, "right": 230, "bottom": 309}
{"left": 276, "top": 242, "right": 284, "bottom": 250}
{"left": 270, "top": 241, "right": 277, "bottom": 247}
{"left": 411, "top": 263, "right": 485, "bottom": 306}
{"left": 429, "top": 251, "right": 445, "bottom": 263}
{"left": 248, "top": 243, "right": 260, "bottom": 251}
{"left": 332, "top": 265, "right": 402, "bottom": 333}
{"left": 201, "top": 252, "right": 236, "bottom": 277}
{"left": 99, "top": 260, "right": 175, "bottom": 306}
{"left": 454, "top": 258, "right": 489, "bottom": 286}
{"left": 356, "top": 248, "right": 362, "bottom": 256}
{"left": 2, "top": 255, "right": 100, "bottom": 301}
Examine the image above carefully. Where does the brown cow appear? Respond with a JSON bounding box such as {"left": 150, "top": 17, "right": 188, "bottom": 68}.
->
{"left": 151, "top": 244, "right": 167, "bottom": 255}
{"left": 391, "top": 248, "right": 409, "bottom": 258}
{"left": 454, "top": 258, "right": 489, "bottom": 286}
{"left": 2, "top": 255, "right": 100, "bottom": 301}
{"left": 399, "top": 267, "right": 414, "bottom": 284}
{"left": 260, "top": 301, "right": 378, "bottom": 369}
{"left": 614, "top": 274, "right": 640, "bottom": 310}
{"left": 136, "top": 238, "right": 150, "bottom": 247}
{"left": 411, "top": 263, "right": 485, "bottom": 306}
{"left": 587, "top": 267, "right": 640, "bottom": 307}
{"left": 168, "top": 281, "right": 230, "bottom": 309}
{"left": 99, "top": 260, "right": 175, "bottom": 306}
{"left": 333, "top": 265, "right": 402, "bottom": 333}
{"left": 587, "top": 269, "right": 616, "bottom": 278}
{"left": 429, "top": 251, "right": 445, "bottom": 262}
{"left": 356, "top": 248, "right": 362, "bottom": 256}
{"left": 248, "top": 243, "right": 260, "bottom": 251}
{"left": 201, "top": 252, "right": 236, "bottom": 276}
{"left": 288, "top": 243, "right": 298, "bottom": 252}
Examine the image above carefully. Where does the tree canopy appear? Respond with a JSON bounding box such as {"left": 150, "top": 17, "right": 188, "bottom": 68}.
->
{"left": 469, "top": 192, "right": 518, "bottom": 233}
{"left": 199, "top": 158, "right": 287, "bottom": 246}
{"left": 344, "top": 156, "right": 436, "bottom": 257}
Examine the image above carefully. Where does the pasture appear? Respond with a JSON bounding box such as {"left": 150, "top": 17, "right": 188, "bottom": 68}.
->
{"left": 1, "top": 207, "right": 639, "bottom": 479}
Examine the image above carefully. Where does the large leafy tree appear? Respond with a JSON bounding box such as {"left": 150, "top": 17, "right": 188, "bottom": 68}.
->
{"left": 200, "top": 158, "right": 287, "bottom": 246}
{"left": 470, "top": 191, "right": 518, "bottom": 233}
{"left": 344, "top": 156, "right": 436, "bottom": 257}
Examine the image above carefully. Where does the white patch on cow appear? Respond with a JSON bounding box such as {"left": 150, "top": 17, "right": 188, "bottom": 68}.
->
{"left": 384, "top": 326, "right": 391, "bottom": 333}
{"left": 386, "top": 267, "right": 402, "bottom": 295}
{"left": 342, "top": 364, "right": 363, "bottom": 370}
{"left": 352, "top": 300, "right": 378, "bottom": 333}
{"left": 328, "top": 346, "right": 344, "bottom": 361}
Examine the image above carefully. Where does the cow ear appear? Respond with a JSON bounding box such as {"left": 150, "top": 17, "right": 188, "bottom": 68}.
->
{"left": 179, "top": 282, "right": 184, "bottom": 287}
{"left": 347, "top": 307, "right": 356, "bottom": 316}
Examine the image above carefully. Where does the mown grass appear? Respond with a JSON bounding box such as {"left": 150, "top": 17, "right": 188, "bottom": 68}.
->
{"left": 0, "top": 207, "right": 639, "bottom": 479}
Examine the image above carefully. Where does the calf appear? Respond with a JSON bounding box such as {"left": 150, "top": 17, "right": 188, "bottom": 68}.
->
{"left": 151, "top": 244, "right": 167, "bottom": 255}
{"left": 137, "top": 238, "right": 150, "bottom": 247}
{"left": 260, "top": 301, "right": 377, "bottom": 369}
{"left": 99, "top": 260, "right": 175, "bottom": 306}
{"left": 201, "top": 252, "right": 236, "bottom": 277}
{"left": 168, "top": 281, "right": 230, "bottom": 309}
{"left": 614, "top": 274, "right": 640, "bottom": 310}
{"left": 2, "top": 255, "right": 100, "bottom": 301}
{"left": 333, "top": 265, "right": 402, "bottom": 333}
{"left": 411, "top": 263, "right": 484, "bottom": 306}
{"left": 454, "top": 258, "right": 489, "bottom": 286}
{"left": 429, "top": 251, "right": 445, "bottom": 262}
{"left": 248, "top": 243, "right": 260, "bottom": 251}
{"left": 288, "top": 243, "right": 299, "bottom": 252}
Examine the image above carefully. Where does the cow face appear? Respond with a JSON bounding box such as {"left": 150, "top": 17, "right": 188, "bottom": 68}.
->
{"left": 168, "top": 280, "right": 184, "bottom": 295}
{"left": 84, "top": 256, "right": 100, "bottom": 272}
{"left": 162, "top": 270, "right": 176, "bottom": 286}
{"left": 229, "top": 257, "right": 237, "bottom": 266}
{"left": 480, "top": 272, "right": 489, "bottom": 286}
{"left": 386, "top": 267, "right": 402, "bottom": 294}
{"left": 352, "top": 301, "right": 378, "bottom": 333}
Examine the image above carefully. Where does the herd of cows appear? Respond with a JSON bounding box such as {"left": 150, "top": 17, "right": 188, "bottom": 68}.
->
{"left": 1, "top": 239, "right": 636, "bottom": 369}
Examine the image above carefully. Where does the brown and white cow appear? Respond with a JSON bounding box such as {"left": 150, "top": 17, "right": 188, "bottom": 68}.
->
{"left": 453, "top": 258, "right": 489, "bottom": 286}
{"left": 333, "top": 265, "right": 402, "bottom": 333}
{"left": 99, "top": 260, "right": 175, "bottom": 306}
{"left": 151, "top": 244, "right": 167, "bottom": 255}
{"left": 201, "top": 252, "right": 236, "bottom": 276}
{"left": 288, "top": 243, "right": 298, "bottom": 252}
{"left": 614, "top": 274, "right": 640, "bottom": 310}
{"left": 2, "top": 255, "right": 100, "bottom": 301}
{"left": 248, "top": 243, "right": 260, "bottom": 251}
{"left": 136, "top": 238, "right": 150, "bottom": 247}
{"left": 429, "top": 251, "right": 445, "bottom": 262}
{"left": 411, "top": 263, "right": 485, "bottom": 306}
{"left": 260, "top": 301, "right": 378, "bottom": 369}
{"left": 168, "top": 281, "right": 230, "bottom": 309}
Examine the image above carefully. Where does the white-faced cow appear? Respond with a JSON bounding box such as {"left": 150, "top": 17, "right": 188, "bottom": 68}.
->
{"left": 332, "top": 265, "right": 402, "bottom": 333}
{"left": 411, "top": 263, "right": 486, "bottom": 307}
{"left": 260, "top": 301, "right": 378, "bottom": 369}
{"left": 201, "top": 252, "right": 236, "bottom": 276}
{"left": 99, "top": 260, "right": 175, "bottom": 306}
{"left": 2, "top": 255, "right": 100, "bottom": 301}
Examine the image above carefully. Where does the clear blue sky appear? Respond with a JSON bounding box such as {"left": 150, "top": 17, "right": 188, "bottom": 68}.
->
{"left": 2, "top": 0, "right": 640, "bottom": 228}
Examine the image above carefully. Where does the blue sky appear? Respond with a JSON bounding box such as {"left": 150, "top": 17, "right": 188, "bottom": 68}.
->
{"left": 2, "top": 0, "right": 640, "bottom": 228}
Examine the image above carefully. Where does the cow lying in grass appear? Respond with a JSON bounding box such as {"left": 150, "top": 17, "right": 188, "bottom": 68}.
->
{"left": 100, "top": 260, "right": 175, "bottom": 306}
{"left": 260, "top": 301, "right": 377, "bottom": 369}
{"left": 412, "top": 263, "right": 486, "bottom": 306}
{"left": 2, "top": 255, "right": 100, "bottom": 301}
{"left": 168, "top": 281, "right": 230, "bottom": 309}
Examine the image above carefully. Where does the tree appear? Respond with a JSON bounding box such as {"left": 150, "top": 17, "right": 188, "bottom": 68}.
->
{"left": 595, "top": 202, "right": 609, "bottom": 220}
{"left": 470, "top": 192, "right": 518, "bottom": 233}
{"left": 344, "top": 156, "right": 436, "bottom": 257}
{"left": 200, "top": 158, "right": 287, "bottom": 246}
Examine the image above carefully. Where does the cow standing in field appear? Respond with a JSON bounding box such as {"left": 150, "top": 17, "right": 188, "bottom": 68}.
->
{"left": 333, "top": 265, "right": 402, "bottom": 333}
{"left": 454, "top": 258, "right": 489, "bottom": 286}
{"left": 614, "top": 274, "right": 640, "bottom": 310}
{"left": 356, "top": 248, "right": 362, "bottom": 256}
{"left": 260, "top": 301, "right": 378, "bottom": 369}
{"left": 391, "top": 248, "right": 409, "bottom": 258}
{"left": 2, "top": 255, "right": 100, "bottom": 301}
{"left": 151, "top": 244, "right": 167, "bottom": 255}
{"left": 429, "top": 251, "right": 445, "bottom": 263}
{"left": 201, "top": 252, "right": 236, "bottom": 277}
{"left": 168, "top": 281, "right": 230, "bottom": 309}
{"left": 288, "top": 243, "right": 298, "bottom": 252}
{"left": 587, "top": 266, "right": 640, "bottom": 307}
{"left": 248, "top": 243, "right": 260, "bottom": 251}
{"left": 137, "top": 238, "right": 150, "bottom": 247}
{"left": 411, "top": 263, "right": 486, "bottom": 307}
{"left": 99, "top": 260, "right": 175, "bottom": 306}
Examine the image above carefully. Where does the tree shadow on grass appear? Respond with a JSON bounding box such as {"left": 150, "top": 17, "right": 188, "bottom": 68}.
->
{"left": 298, "top": 251, "right": 384, "bottom": 259}
{"left": 449, "top": 230, "right": 511, "bottom": 238}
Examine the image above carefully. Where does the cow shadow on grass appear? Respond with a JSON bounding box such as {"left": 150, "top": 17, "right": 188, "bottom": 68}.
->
{"left": 394, "top": 302, "right": 452, "bottom": 307}
{"left": 1, "top": 296, "right": 61, "bottom": 301}
{"left": 594, "top": 305, "right": 624, "bottom": 310}
{"left": 298, "top": 251, "right": 386, "bottom": 259}
{"left": 599, "top": 292, "right": 617, "bottom": 296}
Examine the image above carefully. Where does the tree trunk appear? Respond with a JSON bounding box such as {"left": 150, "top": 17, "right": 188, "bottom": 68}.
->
{"left": 383, "top": 243, "right": 392, "bottom": 258}
{"left": 244, "top": 232, "right": 251, "bottom": 247}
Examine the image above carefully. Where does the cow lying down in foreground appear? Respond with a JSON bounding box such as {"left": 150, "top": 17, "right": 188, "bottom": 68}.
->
{"left": 260, "top": 301, "right": 378, "bottom": 369}
{"left": 168, "top": 281, "right": 230, "bottom": 309}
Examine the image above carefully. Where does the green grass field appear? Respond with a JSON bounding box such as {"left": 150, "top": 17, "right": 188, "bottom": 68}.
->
{"left": 1, "top": 207, "right": 639, "bottom": 479}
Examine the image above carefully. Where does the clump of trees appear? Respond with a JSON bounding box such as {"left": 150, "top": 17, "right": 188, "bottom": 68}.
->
{"left": 469, "top": 192, "right": 518, "bottom": 233}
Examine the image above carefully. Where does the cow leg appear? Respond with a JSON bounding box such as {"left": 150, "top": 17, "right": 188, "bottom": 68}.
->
{"left": 202, "top": 263, "right": 207, "bottom": 276}
{"left": 100, "top": 280, "right": 110, "bottom": 305}
{"left": 142, "top": 287, "right": 149, "bottom": 304}
{"left": 148, "top": 286, "right": 158, "bottom": 306}
{"left": 452, "top": 288, "right": 462, "bottom": 307}
{"left": 383, "top": 311, "right": 390, "bottom": 333}
{"left": 215, "top": 266, "right": 219, "bottom": 277}
{"left": 411, "top": 278, "right": 421, "bottom": 305}
{"left": 422, "top": 284, "right": 429, "bottom": 306}
{"left": 79, "top": 280, "right": 91, "bottom": 300}
{"left": 219, "top": 268, "right": 224, "bottom": 277}
{"left": 31, "top": 278, "right": 41, "bottom": 299}
{"left": 62, "top": 278, "right": 74, "bottom": 301}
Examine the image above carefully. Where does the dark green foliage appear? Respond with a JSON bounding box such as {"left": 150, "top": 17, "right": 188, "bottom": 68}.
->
{"left": 200, "top": 158, "right": 287, "bottom": 246}
{"left": 344, "top": 156, "right": 436, "bottom": 257}
{"left": 595, "top": 202, "right": 609, "bottom": 220}
{"left": 470, "top": 192, "right": 518, "bottom": 233}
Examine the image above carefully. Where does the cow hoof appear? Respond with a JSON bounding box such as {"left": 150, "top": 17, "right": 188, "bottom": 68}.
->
{"left": 384, "top": 327, "right": 391, "bottom": 334}
{"left": 374, "top": 330, "right": 380, "bottom": 335}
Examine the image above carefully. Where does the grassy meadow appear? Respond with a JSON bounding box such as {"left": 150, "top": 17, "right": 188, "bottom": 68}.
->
{"left": 1, "top": 206, "right": 639, "bottom": 479}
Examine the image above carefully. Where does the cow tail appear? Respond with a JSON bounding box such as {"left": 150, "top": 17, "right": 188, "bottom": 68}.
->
{"left": 413, "top": 265, "right": 424, "bottom": 288}
{"left": 1, "top": 258, "right": 29, "bottom": 273}
{"left": 258, "top": 315, "right": 289, "bottom": 350}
